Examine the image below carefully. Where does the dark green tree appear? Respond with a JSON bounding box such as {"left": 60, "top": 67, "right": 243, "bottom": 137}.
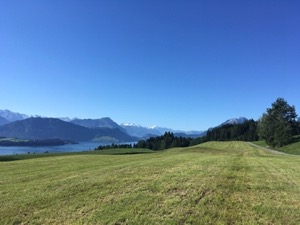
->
{"left": 135, "top": 132, "right": 192, "bottom": 150}
{"left": 205, "top": 120, "right": 258, "bottom": 142}
{"left": 258, "top": 98, "right": 298, "bottom": 147}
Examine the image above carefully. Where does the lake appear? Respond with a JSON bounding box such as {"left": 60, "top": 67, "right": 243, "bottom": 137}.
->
{"left": 0, "top": 142, "right": 121, "bottom": 156}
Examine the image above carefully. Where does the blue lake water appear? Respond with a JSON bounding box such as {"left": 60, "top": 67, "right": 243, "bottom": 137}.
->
{"left": 0, "top": 142, "right": 116, "bottom": 156}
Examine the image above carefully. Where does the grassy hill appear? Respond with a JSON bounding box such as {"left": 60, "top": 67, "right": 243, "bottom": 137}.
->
{"left": 280, "top": 141, "right": 300, "bottom": 155}
{"left": 252, "top": 138, "right": 300, "bottom": 155}
{"left": 1, "top": 142, "right": 299, "bottom": 224}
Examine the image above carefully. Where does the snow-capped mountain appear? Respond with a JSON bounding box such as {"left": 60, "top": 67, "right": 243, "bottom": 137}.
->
{"left": 206, "top": 117, "right": 249, "bottom": 132}
{"left": 0, "top": 109, "right": 29, "bottom": 122}
{"left": 0, "top": 109, "right": 246, "bottom": 140}
{"left": 121, "top": 123, "right": 162, "bottom": 138}
{"left": 121, "top": 123, "right": 204, "bottom": 138}
{"left": 59, "top": 117, "right": 72, "bottom": 122}
{"left": 220, "top": 117, "right": 248, "bottom": 126}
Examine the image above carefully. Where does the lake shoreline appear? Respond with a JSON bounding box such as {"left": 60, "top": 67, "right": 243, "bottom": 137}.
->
{"left": 0, "top": 141, "right": 136, "bottom": 156}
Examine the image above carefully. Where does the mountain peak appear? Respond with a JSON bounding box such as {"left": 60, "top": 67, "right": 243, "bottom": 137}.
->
{"left": 220, "top": 117, "right": 248, "bottom": 126}
{"left": 0, "top": 109, "right": 29, "bottom": 122}
{"left": 121, "top": 123, "right": 141, "bottom": 127}
{"left": 70, "top": 117, "right": 121, "bottom": 129}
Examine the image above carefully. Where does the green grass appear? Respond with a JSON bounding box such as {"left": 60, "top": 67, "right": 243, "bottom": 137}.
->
{"left": 252, "top": 140, "right": 269, "bottom": 148}
{"left": 252, "top": 139, "right": 300, "bottom": 155}
{"left": 1, "top": 142, "right": 300, "bottom": 224}
{"left": 0, "top": 148, "right": 154, "bottom": 162}
{"left": 280, "top": 141, "right": 300, "bottom": 155}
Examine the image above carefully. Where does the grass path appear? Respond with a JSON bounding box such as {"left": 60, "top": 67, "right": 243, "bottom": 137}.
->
{"left": 247, "top": 142, "right": 289, "bottom": 155}
{"left": 0, "top": 142, "right": 299, "bottom": 224}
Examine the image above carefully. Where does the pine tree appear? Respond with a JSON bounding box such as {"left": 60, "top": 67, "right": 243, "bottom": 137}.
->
{"left": 258, "top": 98, "right": 298, "bottom": 147}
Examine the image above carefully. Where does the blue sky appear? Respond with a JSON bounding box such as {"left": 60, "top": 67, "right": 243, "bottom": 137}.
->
{"left": 1, "top": 1, "right": 299, "bottom": 131}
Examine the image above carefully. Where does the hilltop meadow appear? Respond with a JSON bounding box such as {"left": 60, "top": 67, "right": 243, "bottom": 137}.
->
{"left": 1, "top": 141, "right": 299, "bottom": 225}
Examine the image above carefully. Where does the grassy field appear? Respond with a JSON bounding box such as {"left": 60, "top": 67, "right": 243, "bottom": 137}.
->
{"left": 0, "top": 148, "right": 154, "bottom": 162}
{"left": 0, "top": 142, "right": 299, "bottom": 224}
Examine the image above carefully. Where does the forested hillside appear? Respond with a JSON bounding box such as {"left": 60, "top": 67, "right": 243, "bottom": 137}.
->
{"left": 206, "top": 119, "right": 258, "bottom": 142}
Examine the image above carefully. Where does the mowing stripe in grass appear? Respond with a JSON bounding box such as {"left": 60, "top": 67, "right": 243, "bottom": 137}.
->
{"left": 0, "top": 141, "right": 299, "bottom": 224}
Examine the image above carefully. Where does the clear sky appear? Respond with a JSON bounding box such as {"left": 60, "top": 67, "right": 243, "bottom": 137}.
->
{"left": 1, "top": 1, "right": 299, "bottom": 131}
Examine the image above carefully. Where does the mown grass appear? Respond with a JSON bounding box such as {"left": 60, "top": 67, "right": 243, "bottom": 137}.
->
{"left": 252, "top": 139, "right": 300, "bottom": 155}
{"left": 0, "top": 142, "right": 299, "bottom": 224}
{"left": 280, "top": 141, "right": 300, "bottom": 155}
{"left": 0, "top": 148, "right": 154, "bottom": 162}
{"left": 252, "top": 140, "right": 269, "bottom": 148}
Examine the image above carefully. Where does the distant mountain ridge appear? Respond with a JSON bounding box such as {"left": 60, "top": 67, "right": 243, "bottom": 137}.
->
{"left": 120, "top": 123, "right": 161, "bottom": 138}
{"left": 0, "top": 109, "right": 205, "bottom": 138}
{"left": 0, "top": 117, "right": 136, "bottom": 142}
{"left": 121, "top": 123, "right": 204, "bottom": 138}
{"left": 220, "top": 117, "right": 248, "bottom": 126}
{"left": 0, "top": 109, "right": 249, "bottom": 141}
{"left": 71, "top": 117, "right": 123, "bottom": 129}
{"left": 0, "top": 109, "right": 29, "bottom": 122}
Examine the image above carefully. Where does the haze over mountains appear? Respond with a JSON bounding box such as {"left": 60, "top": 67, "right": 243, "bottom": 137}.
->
{"left": 0, "top": 109, "right": 248, "bottom": 142}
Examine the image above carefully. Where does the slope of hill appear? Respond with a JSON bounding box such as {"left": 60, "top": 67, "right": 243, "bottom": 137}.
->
{"left": 253, "top": 137, "right": 300, "bottom": 155}
{"left": 0, "top": 117, "right": 136, "bottom": 142}
{"left": 280, "top": 140, "right": 300, "bottom": 155}
{"left": 0, "top": 116, "right": 9, "bottom": 126}
{"left": 0, "top": 117, "right": 93, "bottom": 141}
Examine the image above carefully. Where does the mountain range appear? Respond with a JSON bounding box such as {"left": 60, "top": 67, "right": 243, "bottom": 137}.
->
{"left": 120, "top": 123, "right": 205, "bottom": 138}
{"left": 0, "top": 109, "right": 248, "bottom": 142}
{"left": 0, "top": 117, "right": 136, "bottom": 142}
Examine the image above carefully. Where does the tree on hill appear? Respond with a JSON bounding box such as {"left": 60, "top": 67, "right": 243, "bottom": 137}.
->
{"left": 258, "top": 98, "right": 298, "bottom": 147}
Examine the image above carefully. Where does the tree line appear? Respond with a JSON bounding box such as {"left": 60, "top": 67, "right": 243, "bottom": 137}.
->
{"left": 95, "top": 98, "right": 299, "bottom": 151}
{"left": 95, "top": 132, "right": 192, "bottom": 151}
{"left": 134, "top": 132, "right": 192, "bottom": 150}
{"left": 95, "top": 143, "right": 133, "bottom": 150}
{"left": 189, "top": 120, "right": 259, "bottom": 146}
{"left": 206, "top": 119, "right": 259, "bottom": 142}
